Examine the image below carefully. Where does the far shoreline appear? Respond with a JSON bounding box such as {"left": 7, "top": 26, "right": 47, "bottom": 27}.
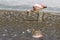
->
{"left": 0, "top": 9, "right": 60, "bottom": 15}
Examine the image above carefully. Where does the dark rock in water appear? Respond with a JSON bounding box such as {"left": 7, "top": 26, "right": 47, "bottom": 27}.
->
{"left": 0, "top": 10, "right": 60, "bottom": 40}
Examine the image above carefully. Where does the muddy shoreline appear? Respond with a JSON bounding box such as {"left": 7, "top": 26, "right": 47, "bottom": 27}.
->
{"left": 0, "top": 10, "right": 60, "bottom": 40}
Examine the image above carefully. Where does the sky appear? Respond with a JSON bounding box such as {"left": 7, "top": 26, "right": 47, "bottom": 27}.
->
{"left": 0, "top": 0, "right": 60, "bottom": 7}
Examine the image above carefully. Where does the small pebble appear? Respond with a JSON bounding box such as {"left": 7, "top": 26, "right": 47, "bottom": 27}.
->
{"left": 22, "top": 32, "right": 25, "bottom": 34}
{"left": 32, "top": 16, "right": 35, "bottom": 17}
{"left": 12, "top": 34, "right": 17, "bottom": 37}
{"left": 26, "top": 29, "right": 31, "bottom": 33}
{"left": 8, "top": 38, "right": 12, "bottom": 40}
{"left": 6, "top": 25, "right": 9, "bottom": 26}
{"left": 2, "top": 34, "right": 6, "bottom": 36}
{"left": 4, "top": 29, "right": 8, "bottom": 32}
{"left": 16, "top": 20, "right": 18, "bottom": 21}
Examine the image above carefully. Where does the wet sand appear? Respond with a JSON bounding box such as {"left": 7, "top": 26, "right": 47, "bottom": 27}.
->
{"left": 0, "top": 10, "right": 60, "bottom": 40}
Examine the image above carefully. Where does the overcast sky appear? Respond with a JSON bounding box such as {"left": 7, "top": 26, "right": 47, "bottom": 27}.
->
{"left": 0, "top": 0, "right": 60, "bottom": 7}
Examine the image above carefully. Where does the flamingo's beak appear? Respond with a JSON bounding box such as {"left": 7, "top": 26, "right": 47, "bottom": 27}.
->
{"left": 41, "top": 4, "right": 47, "bottom": 8}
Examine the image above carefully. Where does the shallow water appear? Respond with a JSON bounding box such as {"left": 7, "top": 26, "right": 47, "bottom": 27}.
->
{"left": 0, "top": 10, "right": 60, "bottom": 40}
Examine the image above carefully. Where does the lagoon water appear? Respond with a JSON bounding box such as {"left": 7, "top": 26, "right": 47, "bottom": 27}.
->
{"left": 0, "top": 0, "right": 60, "bottom": 7}
{"left": 0, "top": 5, "right": 60, "bottom": 12}
{"left": 0, "top": 0, "right": 60, "bottom": 12}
